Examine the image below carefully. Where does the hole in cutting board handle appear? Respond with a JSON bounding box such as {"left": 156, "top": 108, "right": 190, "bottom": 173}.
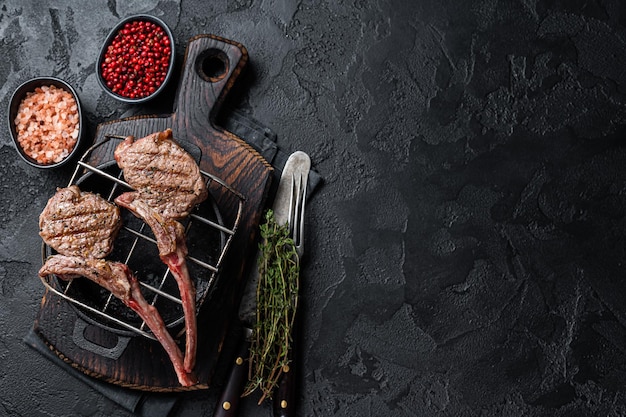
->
{"left": 196, "top": 48, "right": 229, "bottom": 82}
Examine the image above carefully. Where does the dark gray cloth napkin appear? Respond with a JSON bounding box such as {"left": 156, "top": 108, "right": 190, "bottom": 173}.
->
{"left": 24, "top": 328, "right": 180, "bottom": 416}
{"left": 219, "top": 109, "right": 323, "bottom": 198}
{"left": 23, "top": 109, "right": 322, "bottom": 417}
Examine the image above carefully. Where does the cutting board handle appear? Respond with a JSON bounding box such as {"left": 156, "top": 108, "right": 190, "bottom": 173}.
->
{"left": 172, "top": 35, "right": 248, "bottom": 133}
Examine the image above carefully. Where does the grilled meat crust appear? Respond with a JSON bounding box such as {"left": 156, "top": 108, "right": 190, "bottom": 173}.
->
{"left": 114, "top": 129, "right": 208, "bottom": 219}
{"left": 39, "top": 255, "right": 132, "bottom": 301}
{"left": 39, "top": 185, "right": 121, "bottom": 259}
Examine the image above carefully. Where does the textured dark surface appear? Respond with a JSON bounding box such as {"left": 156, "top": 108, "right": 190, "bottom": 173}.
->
{"left": 1, "top": 0, "right": 626, "bottom": 416}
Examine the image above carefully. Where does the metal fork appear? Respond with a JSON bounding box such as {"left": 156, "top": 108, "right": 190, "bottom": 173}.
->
{"left": 287, "top": 173, "right": 307, "bottom": 260}
{"left": 274, "top": 169, "right": 308, "bottom": 417}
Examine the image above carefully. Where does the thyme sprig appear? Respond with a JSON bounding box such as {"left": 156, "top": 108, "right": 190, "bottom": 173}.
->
{"left": 243, "top": 210, "right": 300, "bottom": 403}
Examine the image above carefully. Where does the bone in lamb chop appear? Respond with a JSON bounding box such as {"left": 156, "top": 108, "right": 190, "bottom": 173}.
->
{"left": 114, "top": 128, "right": 208, "bottom": 373}
{"left": 38, "top": 186, "right": 197, "bottom": 387}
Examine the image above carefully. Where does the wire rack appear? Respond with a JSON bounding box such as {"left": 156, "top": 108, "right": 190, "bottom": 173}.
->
{"left": 39, "top": 134, "right": 245, "bottom": 340}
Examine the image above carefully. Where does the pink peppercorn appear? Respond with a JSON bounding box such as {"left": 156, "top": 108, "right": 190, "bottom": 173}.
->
{"left": 100, "top": 19, "right": 172, "bottom": 100}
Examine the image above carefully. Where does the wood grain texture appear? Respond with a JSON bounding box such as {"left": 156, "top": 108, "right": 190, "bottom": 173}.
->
{"left": 33, "top": 34, "right": 273, "bottom": 392}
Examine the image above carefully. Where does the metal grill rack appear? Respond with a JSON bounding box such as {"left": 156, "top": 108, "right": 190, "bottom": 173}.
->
{"left": 39, "top": 134, "right": 245, "bottom": 340}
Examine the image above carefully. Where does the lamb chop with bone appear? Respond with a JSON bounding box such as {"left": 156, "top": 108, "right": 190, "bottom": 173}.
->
{"left": 114, "top": 128, "right": 208, "bottom": 373}
{"left": 38, "top": 185, "right": 197, "bottom": 386}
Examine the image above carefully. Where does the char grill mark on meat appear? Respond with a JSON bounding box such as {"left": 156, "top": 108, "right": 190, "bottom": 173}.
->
{"left": 114, "top": 129, "right": 208, "bottom": 220}
{"left": 39, "top": 185, "right": 121, "bottom": 259}
{"left": 114, "top": 129, "right": 207, "bottom": 373}
{"left": 38, "top": 255, "right": 198, "bottom": 387}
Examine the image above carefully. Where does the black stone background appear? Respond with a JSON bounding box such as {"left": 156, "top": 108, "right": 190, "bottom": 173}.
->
{"left": 1, "top": 0, "right": 626, "bottom": 416}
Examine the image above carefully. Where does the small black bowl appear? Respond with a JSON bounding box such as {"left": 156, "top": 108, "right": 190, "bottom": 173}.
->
{"left": 96, "top": 14, "right": 176, "bottom": 104}
{"left": 8, "top": 77, "right": 85, "bottom": 169}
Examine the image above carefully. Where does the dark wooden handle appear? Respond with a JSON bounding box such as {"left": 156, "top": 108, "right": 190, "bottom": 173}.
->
{"left": 273, "top": 344, "right": 297, "bottom": 417}
{"left": 173, "top": 34, "right": 248, "bottom": 132}
{"left": 214, "top": 337, "right": 251, "bottom": 417}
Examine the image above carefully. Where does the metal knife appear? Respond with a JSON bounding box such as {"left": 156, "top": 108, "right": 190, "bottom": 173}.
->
{"left": 214, "top": 151, "right": 311, "bottom": 417}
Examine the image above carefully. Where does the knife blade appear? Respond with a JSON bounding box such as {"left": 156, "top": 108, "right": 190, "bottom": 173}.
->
{"left": 214, "top": 151, "right": 311, "bottom": 417}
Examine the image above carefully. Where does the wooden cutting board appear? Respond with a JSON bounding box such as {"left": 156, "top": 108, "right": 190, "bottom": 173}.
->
{"left": 33, "top": 34, "right": 273, "bottom": 392}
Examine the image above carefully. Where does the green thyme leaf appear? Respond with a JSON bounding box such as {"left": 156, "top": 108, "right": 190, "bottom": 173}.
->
{"left": 243, "top": 210, "right": 299, "bottom": 403}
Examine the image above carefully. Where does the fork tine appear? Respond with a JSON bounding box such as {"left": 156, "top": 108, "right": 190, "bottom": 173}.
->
{"left": 287, "top": 173, "right": 297, "bottom": 233}
{"left": 297, "top": 174, "right": 306, "bottom": 256}
{"left": 292, "top": 173, "right": 305, "bottom": 255}
{"left": 293, "top": 174, "right": 302, "bottom": 246}
{"left": 285, "top": 171, "right": 306, "bottom": 259}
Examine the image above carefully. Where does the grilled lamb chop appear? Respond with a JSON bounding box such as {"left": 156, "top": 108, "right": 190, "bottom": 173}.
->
{"left": 114, "top": 129, "right": 208, "bottom": 372}
{"left": 39, "top": 255, "right": 198, "bottom": 387}
{"left": 39, "top": 186, "right": 197, "bottom": 386}
{"left": 39, "top": 185, "right": 121, "bottom": 259}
